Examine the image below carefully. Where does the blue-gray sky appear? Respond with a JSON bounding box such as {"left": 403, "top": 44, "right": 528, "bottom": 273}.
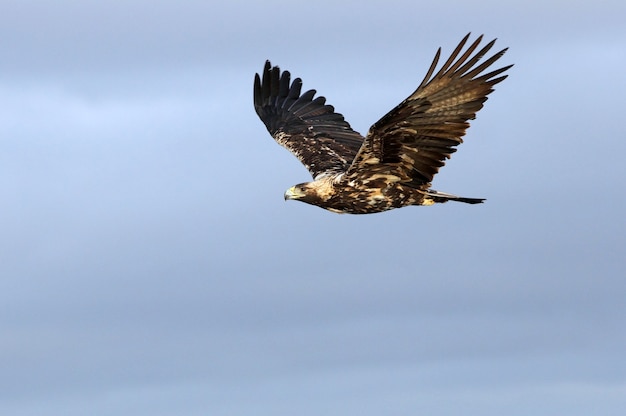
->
{"left": 1, "top": 1, "right": 625, "bottom": 415}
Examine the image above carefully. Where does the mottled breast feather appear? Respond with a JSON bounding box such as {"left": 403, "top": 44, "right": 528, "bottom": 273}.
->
{"left": 346, "top": 34, "right": 512, "bottom": 189}
{"left": 254, "top": 61, "right": 365, "bottom": 179}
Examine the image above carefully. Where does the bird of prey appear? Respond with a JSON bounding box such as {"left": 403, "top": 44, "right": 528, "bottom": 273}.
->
{"left": 254, "top": 34, "right": 511, "bottom": 214}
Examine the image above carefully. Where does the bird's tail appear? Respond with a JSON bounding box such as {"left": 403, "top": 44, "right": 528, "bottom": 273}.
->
{"left": 426, "top": 189, "right": 485, "bottom": 204}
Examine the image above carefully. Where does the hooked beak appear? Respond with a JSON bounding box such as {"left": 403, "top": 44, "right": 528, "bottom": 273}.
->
{"left": 284, "top": 186, "right": 304, "bottom": 201}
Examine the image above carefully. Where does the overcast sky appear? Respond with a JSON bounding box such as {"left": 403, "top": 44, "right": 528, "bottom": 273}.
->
{"left": 1, "top": 1, "right": 625, "bottom": 415}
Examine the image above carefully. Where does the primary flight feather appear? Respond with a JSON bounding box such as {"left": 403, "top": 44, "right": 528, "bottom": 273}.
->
{"left": 254, "top": 34, "right": 512, "bottom": 214}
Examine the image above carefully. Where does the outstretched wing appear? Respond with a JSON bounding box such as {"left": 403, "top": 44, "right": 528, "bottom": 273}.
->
{"left": 346, "top": 34, "right": 512, "bottom": 188}
{"left": 254, "top": 61, "right": 365, "bottom": 179}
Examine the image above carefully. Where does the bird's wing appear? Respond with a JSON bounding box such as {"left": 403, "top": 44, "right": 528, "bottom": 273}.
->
{"left": 254, "top": 61, "right": 365, "bottom": 179}
{"left": 346, "top": 34, "right": 512, "bottom": 188}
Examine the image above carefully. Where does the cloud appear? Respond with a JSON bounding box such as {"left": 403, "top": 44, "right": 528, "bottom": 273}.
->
{"left": 0, "top": 1, "right": 625, "bottom": 415}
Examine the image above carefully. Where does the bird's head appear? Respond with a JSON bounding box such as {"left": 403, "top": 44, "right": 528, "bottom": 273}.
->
{"left": 284, "top": 183, "right": 311, "bottom": 201}
{"left": 284, "top": 180, "right": 333, "bottom": 205}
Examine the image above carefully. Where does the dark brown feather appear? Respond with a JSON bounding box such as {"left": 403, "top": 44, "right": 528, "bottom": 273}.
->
{"left": 346, "top": 33, "right": 512, "bottom": 188}
{"left": 254, "top": 61, "right": 365, "bottom": 179}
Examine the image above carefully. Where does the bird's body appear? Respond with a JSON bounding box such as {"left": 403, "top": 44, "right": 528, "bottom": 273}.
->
{"left": 254, "top": 34, "right": 511, "bottom": 214}
{"left": 284, "top": 175, "right": 484, "bottom": 215}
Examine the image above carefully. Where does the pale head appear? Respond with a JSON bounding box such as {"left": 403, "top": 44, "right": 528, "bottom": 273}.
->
{"left": 283, "top": 178, "right": 335, "bottom": 205}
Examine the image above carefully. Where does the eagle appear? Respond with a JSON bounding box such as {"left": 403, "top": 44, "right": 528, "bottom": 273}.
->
{"left": 254, "top": 34, "right": 512, "bottom": 214}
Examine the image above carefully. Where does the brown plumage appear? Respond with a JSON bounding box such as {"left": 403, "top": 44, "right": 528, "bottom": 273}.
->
{"left": 254, "top": 34, "right": 512, "bottom": 214}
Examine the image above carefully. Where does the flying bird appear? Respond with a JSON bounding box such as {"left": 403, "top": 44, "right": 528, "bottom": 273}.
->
{"left": 254, "top": 34, "right": 512, "bottom": 214}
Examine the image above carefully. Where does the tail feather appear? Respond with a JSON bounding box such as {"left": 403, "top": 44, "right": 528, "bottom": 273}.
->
{"left": 426, "top": 189, "right": 485, "bottom": 204}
